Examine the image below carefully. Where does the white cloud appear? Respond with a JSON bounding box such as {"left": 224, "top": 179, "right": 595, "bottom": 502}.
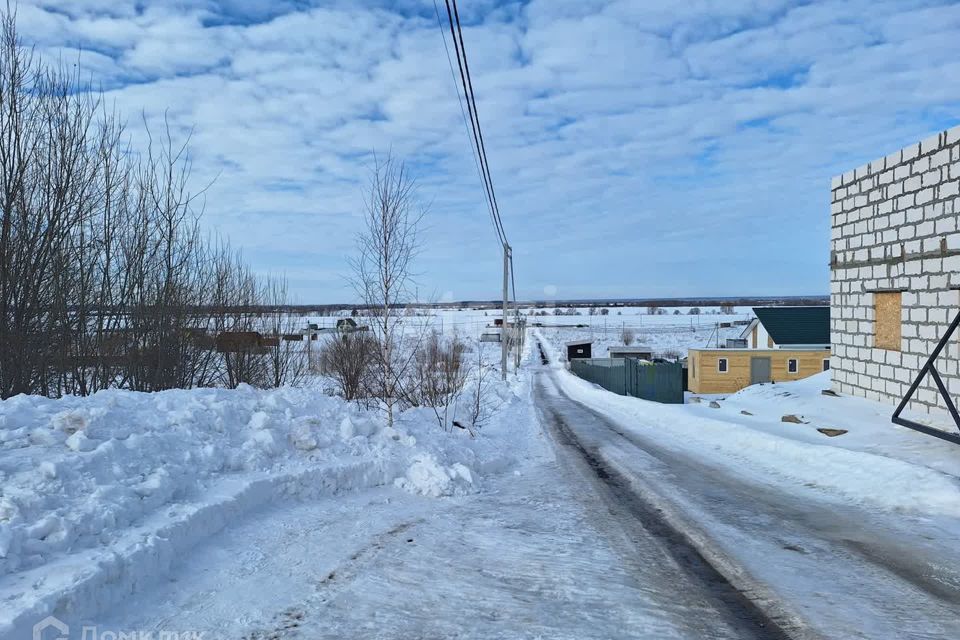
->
{"left": 13, "top": 0, "right": 960, "bottom": 300}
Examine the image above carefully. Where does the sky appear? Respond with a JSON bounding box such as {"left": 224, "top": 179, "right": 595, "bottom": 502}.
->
{"left": 16, "top": 0, "right": 960, "bottom": 303}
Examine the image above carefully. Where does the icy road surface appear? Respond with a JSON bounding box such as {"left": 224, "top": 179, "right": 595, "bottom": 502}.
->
{"left": 93, "top": 392, "right": 787, "bottom": 638}
{"left": 93, "top": 358, "right": 960, "bottom": 640}
{"left": 532, "top": 352, "right": 960, "bottom": 639}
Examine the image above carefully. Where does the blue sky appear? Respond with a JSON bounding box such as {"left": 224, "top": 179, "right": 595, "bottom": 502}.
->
{"left": 18, "top": 0, "right": 960, "bottom": 302}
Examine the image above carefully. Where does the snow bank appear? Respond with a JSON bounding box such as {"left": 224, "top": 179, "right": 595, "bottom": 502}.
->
{"left": 535, "top": 330, "right": 960, "bottom": 518}
{"left": 0, "top": 369, "right": 532, "bottom": 638}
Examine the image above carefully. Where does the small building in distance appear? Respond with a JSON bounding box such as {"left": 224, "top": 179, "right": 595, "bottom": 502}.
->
{"left": 336, "top": 318, "right": 369, "bottom": 333}
{"left": 607, "top": 345, "right": 654, "bottom": 360}
{"left": 565, "top": 340, "right": 592, "bottom": 360}
{"left": 336, "top": 318, "right": 357, "bottom": 331}
{"left": 689, "top": 306, "right": 831, "bottom": 394}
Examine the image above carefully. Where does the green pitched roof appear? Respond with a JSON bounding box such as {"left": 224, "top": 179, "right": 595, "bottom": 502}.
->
{"left": 753, "top": 306, "right": 830, "bottom": 346}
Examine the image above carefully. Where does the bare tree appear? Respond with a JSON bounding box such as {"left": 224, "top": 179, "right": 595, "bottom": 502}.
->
{"left": 349, "top": 153, "right": 424, "bottom": 426}
{"left": 263, "top": 275, "right": 307, "bottom": 388}
{"left": 466, "top": 338, "right": 495, "bottom": 430}
{"left": 0, "top": 9, "right": 306, "bottom": 398}
{"left": 318, "top": 332, "right": 375, "bottom": 401}
{"left": 622, "top": 327, "right": 636, "bottom": 345}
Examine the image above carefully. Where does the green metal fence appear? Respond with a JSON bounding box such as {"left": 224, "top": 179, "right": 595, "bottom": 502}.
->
{"left": 570, "top": 358, "right": 684, "bottom": 404}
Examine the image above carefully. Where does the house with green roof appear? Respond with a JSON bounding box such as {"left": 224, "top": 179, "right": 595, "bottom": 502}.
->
{"left": 688, "top": 306, "right": 831, "bottom": 394}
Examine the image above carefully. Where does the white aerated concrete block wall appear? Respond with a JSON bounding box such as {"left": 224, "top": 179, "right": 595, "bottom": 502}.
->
{"left": 831, "top": 125, "right": 960, "bottom": 417}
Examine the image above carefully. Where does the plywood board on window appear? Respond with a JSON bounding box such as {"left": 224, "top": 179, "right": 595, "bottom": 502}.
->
{"left": 874, "top": 291, "right": 902, "bottom": 351}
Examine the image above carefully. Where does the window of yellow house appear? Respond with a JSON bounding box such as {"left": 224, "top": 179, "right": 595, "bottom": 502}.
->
{"left": 787, "top": 358, "right": 798, "bottom": 374}
{"left": 718, "top": 357, "right": 728, "bottom": 373}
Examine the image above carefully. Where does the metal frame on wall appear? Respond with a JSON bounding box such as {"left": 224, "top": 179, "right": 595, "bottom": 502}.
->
{"left": 892, "top": 309, "right": 960, "bottom": 445}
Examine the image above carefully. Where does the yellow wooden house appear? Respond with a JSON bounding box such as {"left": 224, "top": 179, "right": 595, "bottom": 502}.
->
{"left": 687, "top": 306, "right": 831, "bottom": 394}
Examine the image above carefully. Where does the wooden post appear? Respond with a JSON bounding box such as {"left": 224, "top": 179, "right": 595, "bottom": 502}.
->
{"left": 501, "top": 244, "right": 510, "bottom": 380}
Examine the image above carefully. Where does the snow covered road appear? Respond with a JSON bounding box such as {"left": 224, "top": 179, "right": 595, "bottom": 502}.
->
{"left": 533, "top": 345, "right": 960, "bottom": 639}
{"left": 81, "top": 373, "right": 794, "bottom": 640}
{"left": 94, "top": 465, "right": 777, "bottom": 639}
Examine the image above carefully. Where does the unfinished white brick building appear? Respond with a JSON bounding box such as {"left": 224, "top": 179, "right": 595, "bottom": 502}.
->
{"left": 831, "top": 125, "right": 960, "bottom": 426}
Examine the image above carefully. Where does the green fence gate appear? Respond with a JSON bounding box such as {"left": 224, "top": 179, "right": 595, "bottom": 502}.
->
{"left": 570, "top": 358, "right": 683, "bottom": 404}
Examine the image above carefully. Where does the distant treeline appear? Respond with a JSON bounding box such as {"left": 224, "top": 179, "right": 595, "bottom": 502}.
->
{"left": 268, "top": 296, "right": 830, "bottom": 314}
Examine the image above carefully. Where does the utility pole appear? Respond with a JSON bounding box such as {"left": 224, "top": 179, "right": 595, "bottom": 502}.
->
{"left": 501, "top": 244, "right": 510, "bottom": 380}
{"left": 515, "top": 296, "right": 522, "bottom": 373}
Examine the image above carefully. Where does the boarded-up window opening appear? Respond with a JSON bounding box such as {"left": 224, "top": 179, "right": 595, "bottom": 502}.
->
{"left": 874, "top": 291, "right": 902, "bottom": 351}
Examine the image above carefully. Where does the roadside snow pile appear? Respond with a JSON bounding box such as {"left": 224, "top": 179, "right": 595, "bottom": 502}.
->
{"left": 687, "top": 371, "right": 960, "bottom": 481}
{"left": 394, "top": 453, "right": 474, "bottom": 497}
{"left": 536, "top": 331, "right": 960, "bottom": 518}
{"left": 0, "top": 375, "right": 531, "bottom": 637}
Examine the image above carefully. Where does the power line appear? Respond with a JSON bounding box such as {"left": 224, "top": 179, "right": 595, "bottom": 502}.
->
{"left": 431, "top": 0, "right": 503, "bottom": 246}
{"left": 449, "top": 0, "right": 507, "bottom": 244}
{"left": 439, "top": 0, "right": 507, "bottom": 246}
{"left": 433, "top": 0, "right": 519, "bottom": 377}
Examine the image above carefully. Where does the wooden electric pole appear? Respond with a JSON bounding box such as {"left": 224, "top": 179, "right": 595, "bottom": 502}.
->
{"left": 501, "top": 244, "right": 511, "bottom": 380}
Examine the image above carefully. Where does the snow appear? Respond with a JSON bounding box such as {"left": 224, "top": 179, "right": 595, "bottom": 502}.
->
{"left": 0, "top": 360, "right": 531, "bottom": 638}
{"left": 536, "top": 329, "right": 960, "bottom": 519}
{"left": 393, "top": 453, "right": 475, "bottom": 497}
{"left": 5, "top": 308, "right": 960, "bottom": 638}
{"left": 535, "top": 309, "right": 750, "bottom": 359}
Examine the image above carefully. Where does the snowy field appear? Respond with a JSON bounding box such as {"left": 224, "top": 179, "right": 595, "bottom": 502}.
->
{"left": 526, "top": 305, "right": 750, "bottom": 360}
{"left": 306, "top": 305, "right": 753, "bottom": 363}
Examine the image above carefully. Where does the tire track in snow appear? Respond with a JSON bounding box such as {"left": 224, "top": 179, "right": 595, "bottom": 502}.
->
{"left": 240, "top": 518, "right": 424, "bottom": 640}
{"left": 534, "top": 340, "right": 803, "bottom": 640}
{"left": 539, "top": 400, "right": 798, "bottom": 640}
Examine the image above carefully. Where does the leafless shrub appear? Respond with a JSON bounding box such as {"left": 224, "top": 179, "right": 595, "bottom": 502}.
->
{"left": 406, "top": 331, "right": 467, "bottom": 429}
{"left": 622, "top": 327, "right": 636, "bottom": 345}
{"left": 318, "top": 332, "right": 376, "bottom": 401}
